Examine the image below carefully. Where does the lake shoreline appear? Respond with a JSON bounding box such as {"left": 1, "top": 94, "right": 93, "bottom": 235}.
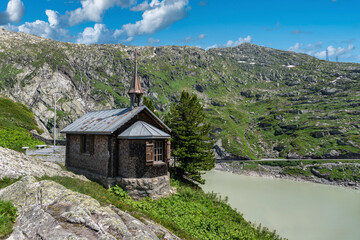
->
{"left": 215, "top": 162, "right": 360, "bottom": 190}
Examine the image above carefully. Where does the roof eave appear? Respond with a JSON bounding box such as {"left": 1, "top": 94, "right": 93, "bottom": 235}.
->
{"left": 117, "top": 136, "right": 171, "bottom": 139}
{"left": 60, "top": 131, "right": 113, "bottom": 135}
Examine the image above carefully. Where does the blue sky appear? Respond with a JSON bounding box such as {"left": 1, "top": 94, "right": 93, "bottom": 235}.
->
{"left": 0, "top": 0, "right": 359, "bottom": 62}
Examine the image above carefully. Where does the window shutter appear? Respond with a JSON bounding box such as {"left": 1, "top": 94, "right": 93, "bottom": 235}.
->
{"left": 166, "top": 140, "right": 171, "bottom": 162}
{"left": 146, "top": 141, "right": 154, "bottom": 165}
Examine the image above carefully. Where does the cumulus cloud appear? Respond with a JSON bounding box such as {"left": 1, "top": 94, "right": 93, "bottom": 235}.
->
{"left": 121, "top": 0, "right": 189, "bottom": 37}
{"left": 197, "top": 33, "right": 206, "bottom": 40}
{"left": 148, "top": 37, "right": 160, "bottom": 44}
{"left": 46, "top": 10, "right": 61, "bottom": 27}
{"left": 17, "top": 20, "right": 70, "bottom": 40}
{"left": 2, "top": 0, "right": 190, "bottom": 45}
{"left": 131, "top": 1, "right": 150, "bottom": 11}
{"left": 288, "top": 42, "right": 322, "bottom": 55}
{"left": 77, "top": 23, "right": 118, "bottom": 44}
{"left": 131, "top": 0, "right": 161, "bottom": 11}
{"left": 47, "top": 0, "right": 136, "bottom": 27}
{"left": 0, "top": 0, "right": 25, "bottom": 25}
{"left": 206, "top": 35, "right": 252, "bottom": 50}
{"left": 288, "top": 42, "right": 355, "bottom": 59}
{"left": 315, "top": 45, "right": 355, "bottom": 59}
{"left": 224, "top": 36, "right": 252, "bottom": 47}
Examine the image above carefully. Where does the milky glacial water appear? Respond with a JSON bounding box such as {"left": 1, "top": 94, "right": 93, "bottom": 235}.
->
{"left": 202, "top": 170, "right": 360, "bottom": 240}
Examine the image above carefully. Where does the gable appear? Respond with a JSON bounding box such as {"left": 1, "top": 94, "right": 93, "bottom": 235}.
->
{"left": 61, "top": 106, "right": 170, "bottom": 135}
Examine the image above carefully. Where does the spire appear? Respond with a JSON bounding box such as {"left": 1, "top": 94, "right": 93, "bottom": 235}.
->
{"left": 128, "top": 49, "right": 144, "bottom": 109}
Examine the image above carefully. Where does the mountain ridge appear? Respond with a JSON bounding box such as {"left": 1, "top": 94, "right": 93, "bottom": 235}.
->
{"left": 0, "top": 28, "right": 359, "bottom": 159}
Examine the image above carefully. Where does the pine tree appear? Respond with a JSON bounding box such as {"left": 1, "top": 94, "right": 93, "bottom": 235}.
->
{"left": 165, "top": 91, "right": 215, "bottom": 184}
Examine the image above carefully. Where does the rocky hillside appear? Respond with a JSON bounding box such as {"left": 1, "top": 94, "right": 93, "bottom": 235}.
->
{"left": 0, "top": 176, "right": 180, "bottom": 240}
{"left": 0, "top": 147, "right": 180, "bottom": 239}
{"left": 0, "top": 28, "right": 359, "bottom": 159}
{"left": 0, "top": 146, "right": 82, "bottom": 180}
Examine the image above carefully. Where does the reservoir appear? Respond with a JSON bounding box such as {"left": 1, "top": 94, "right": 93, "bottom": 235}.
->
{"left": 202, "top": 170, "right": 360, "bottom": 240}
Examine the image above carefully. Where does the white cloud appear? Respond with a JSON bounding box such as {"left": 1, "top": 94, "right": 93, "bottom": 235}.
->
{"left": 288, "top": 42, "right": 355, "bottom": 59}
{"left": 77, "top": 23, "right": 119, "bottom": 44}
{"left": 46, "top": 10, "right": 61, "bottom": 27}
{"left": 288, "top": 43, "right": 302, "bottom": 52}
{"left": 288, "top": 42, "right": 322, "bottom": 55}
{"left": 47, "top": 0, "right": 136, "bottom": 27}
{"left": 17, "top": 20, "right": 70, "bottom": 40}
{"left": 0, "top": 0, "right": 25, "bottom": 25}
{"left": 148, "top": 37, "right": 160, "bottom": 44}
{"left": 131, "top": 1, "right": 150, "bottom": 11}
{"left": 315, "top": 45, "right": 355, "bottom": 58}
{"left": 131, "top": 0, "right": 161, "bottom": 11}
{"left": 197, "top": 33, "right": 206, "bottom": 40}
{"left": 122, "top": 0, "right": 189, "bottom": 37}
{"left": 206, "top": 35, "right": 252, "bottom": 50}
{"left": 224, "top": 36, "right": 252, "bottom": 47}
{"left": 123, "top": 36, "right": 134, "bottom": 42}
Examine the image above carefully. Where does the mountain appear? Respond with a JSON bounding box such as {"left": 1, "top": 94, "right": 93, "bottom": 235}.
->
{"left": 0, "top": 28, "right": 359, "bottom": 159}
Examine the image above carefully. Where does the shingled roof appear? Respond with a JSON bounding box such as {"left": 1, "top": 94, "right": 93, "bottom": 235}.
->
{"left": 60, "top": 106, "right": 170, "bottom": 135}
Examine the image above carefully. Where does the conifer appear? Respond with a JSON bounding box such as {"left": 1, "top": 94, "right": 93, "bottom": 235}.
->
{"left": 166, "top": 91, "right": 215, "bottom": 184}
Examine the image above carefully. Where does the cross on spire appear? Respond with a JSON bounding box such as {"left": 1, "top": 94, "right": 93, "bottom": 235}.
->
{"left": 128, "top": 49, "right": 144, "bottom": 109}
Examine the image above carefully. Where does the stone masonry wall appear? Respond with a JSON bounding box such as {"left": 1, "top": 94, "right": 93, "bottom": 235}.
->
{"left": 66, "top": 134, "right": 110, "bottom": 176}
{"left": 118, "top": 139, "right": 167, "bottom": 178}
{"left": 115, "top": 175, "right": 171, "bottom": 200}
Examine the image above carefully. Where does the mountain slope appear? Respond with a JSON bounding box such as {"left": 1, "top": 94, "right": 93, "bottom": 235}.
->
{"left": 0, "top": 28, "right": 359, "bottom": 159}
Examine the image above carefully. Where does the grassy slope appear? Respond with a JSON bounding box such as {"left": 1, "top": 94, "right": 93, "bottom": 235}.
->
{"left": 0, "top": 96, "right": 44, "bottom": 151}
{"left": 0, "top": 33, "right": 359, "bottom": 159}
{"left": 36, "top": 176, "right": 284, "bottom": 240}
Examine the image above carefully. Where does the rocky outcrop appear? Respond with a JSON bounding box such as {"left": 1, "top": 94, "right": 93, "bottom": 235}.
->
{"left": 0, "top": 176, "right": 180, "bottom": 240}
{"left": 0, "top": 28, "right": 359, "bottom": 159}
{"left": 0, "top": 146, "right": 86, "bottom": 180}
{"left": 215, "top": 161, "right": 360, "bottom": 190}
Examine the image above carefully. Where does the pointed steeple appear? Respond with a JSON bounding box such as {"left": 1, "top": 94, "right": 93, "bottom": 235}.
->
{"left": 128, "top": 49, "right": 144, "bottom": 109}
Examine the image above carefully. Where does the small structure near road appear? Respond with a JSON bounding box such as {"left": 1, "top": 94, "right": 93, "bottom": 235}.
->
{"left": 61, "top": 50, "right": 172, "bottom": 199}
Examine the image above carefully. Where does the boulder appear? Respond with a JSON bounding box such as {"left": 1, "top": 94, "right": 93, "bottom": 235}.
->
{"left": 287, "top": 151, "right": 302, "bottom": 159}
{"left": 320, "top": 87, "right": 338, "bottom": 95}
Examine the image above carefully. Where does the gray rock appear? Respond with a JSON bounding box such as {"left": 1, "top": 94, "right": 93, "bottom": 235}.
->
{"left": 0, "top": 176, "right": 180, "bottom": 240}
{"left": 0, "top": 146, "right": 87, "bottom": 181}
{"left": 287, "top": 152, "right": 301, "bottom": 159}
{"left": 320, "top": 87, "right": 338, "bottom": 95}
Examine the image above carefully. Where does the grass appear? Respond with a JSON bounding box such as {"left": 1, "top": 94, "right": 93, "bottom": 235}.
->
{"left": 0, "top": 177, "right": 21, "bottom": 190}
{"left": 0, "top": 96, "right": 44, "bottom": 152}
{"left": 0, "top": 200, "right": 17, "bottom": 238}
{"left": 231, "top": 160, "right": 360, "bottom": 181}
{"left": 316, "top": 165, "right": 360, "bottom": 181}
{"left": 37, "top": 175, "right": 284, "bottom": 240}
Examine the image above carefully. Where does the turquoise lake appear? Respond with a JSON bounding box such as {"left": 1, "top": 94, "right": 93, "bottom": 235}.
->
{"left": 202, "top": 170, "right": 360, "bottom": 240}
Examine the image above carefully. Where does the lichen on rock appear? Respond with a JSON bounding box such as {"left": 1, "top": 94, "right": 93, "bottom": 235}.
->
{"left": 0, "top": 176, "right": 180, "bottom": 239}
